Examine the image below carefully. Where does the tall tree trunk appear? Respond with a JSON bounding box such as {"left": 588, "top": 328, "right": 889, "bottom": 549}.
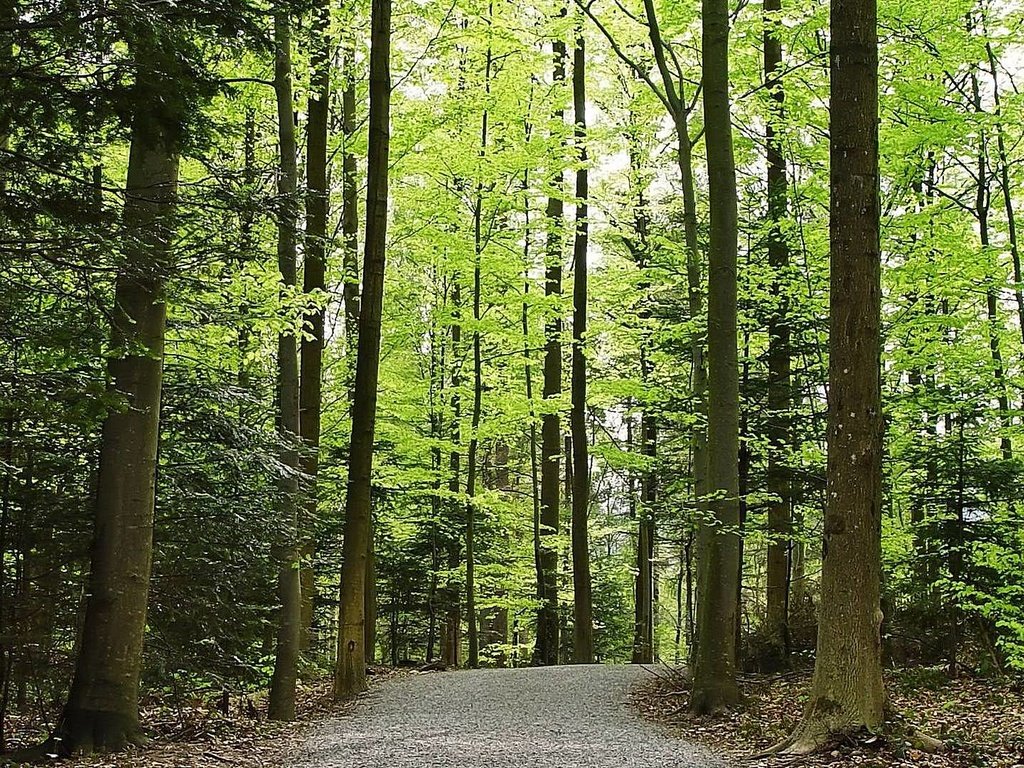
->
{"left": 536, "top": 23, "right": 566, "bottom": 668}
{"left": 763, "top": 0, "right": 792, "bottom": 671}
{"left": 569, "top": 21, "right": 593, "bottom": 665}
{"left": 268, "top": 11, "right": 302, "bottom": 722}
{"left": 56, "top": 43, "right": 181, "bottom": 753}
{"left": 782, "top": 0, "right": 884, "bottom": 749}
{"left": 627, "top": 130, "right": 656, "bottom": 665}
{"left": 639, "top": 0, "right": 707, "bottom": 508}
{"left": 969, "top": 67, "right": 1012, "bottom": 461}
{"left": 522, "top": 167, "right": 544, "bottom": 654}
{"left": 443, "top": 277, "right": 463, "bottom": 669}
{"left": 334, "top": 0, "right": 391, "bottom": 700}
{"left": 986, "top": 42, "right": 1024, "bottom": 349}
{"left": 691, "top": 0, "right": 741, "bottom": 714}
{"left": 465, "top": 31, "right": 494, "bottom": 666}
{"left": 299, "top": 0, "right": 331, "bottom": 654}
{"left": 632, "top": 406, "right": 656, "bottom": 663}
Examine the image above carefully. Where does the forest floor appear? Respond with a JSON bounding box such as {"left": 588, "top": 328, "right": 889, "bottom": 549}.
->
{"left": 632, "top": 665, "right": 1024, "bottom": 768}
{"left": 2, "top": 669, "right": 404, "bottom": 767}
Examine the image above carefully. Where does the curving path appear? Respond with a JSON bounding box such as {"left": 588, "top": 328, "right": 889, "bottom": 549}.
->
{"left": 292, "top": 664, "right": 727, "bottom": 767}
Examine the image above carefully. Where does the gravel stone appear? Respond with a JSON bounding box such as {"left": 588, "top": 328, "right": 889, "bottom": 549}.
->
{"left": 292, "top": 664, "right": 729, "bottom": 767}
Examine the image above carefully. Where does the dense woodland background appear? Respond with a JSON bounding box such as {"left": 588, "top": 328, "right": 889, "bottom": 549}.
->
{"left": 1, "top": 0, "right": 1023, "bottom": 757}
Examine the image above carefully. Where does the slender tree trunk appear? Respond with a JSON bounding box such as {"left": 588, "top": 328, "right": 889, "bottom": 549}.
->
{"left": 536, "top": 24, "right": 566, "bottom": 668}
{"left": 640, "top": 0, "right": 707, "bottom": 508}
{"left": 299, "top": 0, "right": 331, "bottom": 654}
{"left": 968, "top": 68, "right": 1012, "bottom": 461}
{"left": 56, "top": 44, "right": 181, "bottom": 753}
{"left": 569, "top": 22, "right": 593, "bottom": 665}
{"left": 268, "top": 11, "right": 302, "bottom": 721}
{"left": 691, "top": 0, "right": 741, "bottom": 714}
{"left": 465, "top": 35, "right": 494, "bottom": 666}
{"left": 763, "top": 0, "right": 792, "bottom": 672}
{"left": 334, "top": 0, "right": 391, "bottom": 700}
{"left": 632, "top": 406, "right": 656, "bottom": 663}
{"left": 522, "top": 170, "right": 544, "bottom": 650}
{"left": 986, "top": 43, "right": 1024, "bottom": 349}
{"left": 783, "top": 0, "right": 884, "bottom": 749}
{"left": 341, "top": 43, "right": 361, "bottom": 340}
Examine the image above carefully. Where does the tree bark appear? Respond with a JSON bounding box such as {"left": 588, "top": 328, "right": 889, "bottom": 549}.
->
{"left": 334, "top": 0, "right": 390, "bottom": 700}
{"left": 569, "top": 21, "right": 593, "bottom": 665}
{"left": 968, "top": 67, "right": 1012, "bottom": 461}
{"left": 268, "top": 10, "right": 302, "bottom": 721}
{"left": 691, "top": 0, "right": 741, "bottom": 714}
{"left": 763, "top": 0, "right": 792, "bottom": 672}
{"left": 299, "top": 0, "right": 331, "bottom": 655}
{"left": 536, "top": 22, "right": 566, "bottom": 668}
{"left": 57, "top": 52, "right": 180, "bottom": 754}
{"left": 985, "top": 42, "right": 1024, "bottom": 350}
{"left": 783, "top": 0, "right": 885, "bottom": 749}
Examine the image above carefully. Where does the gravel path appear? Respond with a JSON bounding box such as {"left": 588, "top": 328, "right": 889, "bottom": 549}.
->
{"left": 292, "top": 664, "right": 727, "bottom": 767}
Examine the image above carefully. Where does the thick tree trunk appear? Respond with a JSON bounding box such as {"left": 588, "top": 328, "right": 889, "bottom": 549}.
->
{"left": 763, "top": 0, "right": 792, "bottom": 672}
{"left": 334, "top": 0, "right": 391, "bottom": 700}
{"left": 569, "top": 24, "right": 593, "bottom": 665}
{"left": 57, "top": 74, "right": 180, "bottom": 754}
{"left": 536, "top": 27, "right": 566, "bottom": 668}
{"left": 299, "top": 0, "right": 331, "bottom": 654}
{"left": 268, "top": 11, "right": 302, "bottom": 721}
{"left": 783, "top": 0, "right": 884, "bottom": 749}
{"left": 691, "top": 0, "right": 741, "bottom": 714}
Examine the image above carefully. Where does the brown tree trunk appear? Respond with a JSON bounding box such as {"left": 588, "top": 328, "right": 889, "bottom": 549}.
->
{"left": 783, "top": 0, "right": 884, "bottom": 749}
{"left": 443, "top": 276, "right": 463, "bottom": 669}
{"left": 632, "top": 408, "right": 656, "bottom": 664}
{"left": 763, "top": 0, "right": 792, "bottom": 672}
{"left": 298, "top": 0, "right": 331, "bottom": 655}
{"left": 986, "top": 42, "right": 1024, "bottom": 349}
{"left": 536, "top": 24, "right": 566, "bottom": 668}
{"left": 334, "top": 0, "right": 391, "bottom": 700}
{"left": 268, "top": 10, "right": 302, "bottom": 721}
{"left": 57, "top": 54, "right": 180, "bottom": 753}
{"left": 465, "top": 40, "right": 493, "bottom": 666}
{"left": 691, "top": 0, "right": 741, "bottom": 714}
{"left": 969, "top": 67, "right": 1012, "bottom": 461}
{"left": 569, "top": 21, "right": 593, "bottom": 665}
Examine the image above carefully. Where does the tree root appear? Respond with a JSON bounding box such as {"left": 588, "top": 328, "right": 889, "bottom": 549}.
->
{"left": 749, "top": 719, "right": 945, "bottom": 761}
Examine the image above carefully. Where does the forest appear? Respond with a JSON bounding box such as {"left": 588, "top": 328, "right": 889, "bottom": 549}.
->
{"left": 2, "top": 0, "right": 1024, "bottom": 764}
